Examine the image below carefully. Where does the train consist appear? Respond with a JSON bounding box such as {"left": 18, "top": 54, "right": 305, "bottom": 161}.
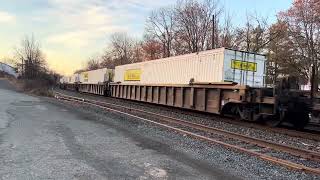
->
{"left": 60, "top": 47, "right": 315, "bottom": 129}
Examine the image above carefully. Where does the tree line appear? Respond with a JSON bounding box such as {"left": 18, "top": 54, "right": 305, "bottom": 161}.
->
{"left": 79, "top": 0, "right": 319, "bottom": 90}
{"left": 8, "top": 0, "right": 317, "bottom": 90}
{"left": 12, "top": 35, "right": 59, "bottom": 86}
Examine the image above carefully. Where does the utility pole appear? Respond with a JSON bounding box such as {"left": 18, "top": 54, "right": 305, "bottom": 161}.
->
{"left": 212, "top": 14, "right": 215, "bottom": 49}
{"left": 310, "top": 46, "right": 318, "bottom": 99}
{"left": 310, "top": 64, "right": 315, "bottom": 99}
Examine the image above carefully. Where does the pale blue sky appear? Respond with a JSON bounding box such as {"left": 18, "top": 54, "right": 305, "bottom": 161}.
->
{"left": 0, "top": 0, "right": 293, "bottom": 75}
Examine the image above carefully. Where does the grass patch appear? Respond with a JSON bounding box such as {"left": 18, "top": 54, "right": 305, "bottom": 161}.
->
{"left": 9, "top": 78, "right": 55, "bottom": 97}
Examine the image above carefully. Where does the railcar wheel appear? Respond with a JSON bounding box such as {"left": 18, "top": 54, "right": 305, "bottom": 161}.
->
{"left": 285, "top": 101, "right": 310, "bottom": 130}
{"left": 264, "top": 114, "right": 283, "bottom": 127}
{"left": 289, "top": 112, "right": 310, "bottom": 130}
{"left": 237, "top": 106, "right": 261, "bottom": 122}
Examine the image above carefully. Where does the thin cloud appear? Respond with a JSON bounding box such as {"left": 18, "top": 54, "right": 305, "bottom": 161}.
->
{"left": 46, "top": 25, "right": 126, "bottom": 48}
{"left": 45, "top": 0, "right": 128, "bottom": 47}
{"left": 0, "top": 11, "right": 16, "bottom": 23}
{"left": 0, "top": 0, "right": 175, "bottom": 74}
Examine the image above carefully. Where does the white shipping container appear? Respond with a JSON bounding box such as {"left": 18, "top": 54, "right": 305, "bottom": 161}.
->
{"left": 59, "top": 77, "right": 64, "bottom": 83}
{"left": 67, "top": 74, "right": 80, "bottom": 84}
{"left": 59, "top": 76, "right": 69, "bottom": 84}
{"left": 79, "top": 68, "right": 114, "bottom": 84}
{"left": 114, "top": 48, "right": 266, "bottom": 87}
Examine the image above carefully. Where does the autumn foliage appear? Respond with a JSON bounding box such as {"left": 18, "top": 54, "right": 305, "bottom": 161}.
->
{"left": 81, "top": 0, "right": 319, "bottom": 89}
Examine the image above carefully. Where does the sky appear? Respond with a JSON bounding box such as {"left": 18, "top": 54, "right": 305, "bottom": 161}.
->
{"left": 0, "top": 0, "right": 293, "bottom": 75}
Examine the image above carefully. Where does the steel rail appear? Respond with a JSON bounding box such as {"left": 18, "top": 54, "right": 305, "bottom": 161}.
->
{"left": 55, "top": 93, "right": 320, "bottom": 175}
{"left": 56, "top": 90, "right": 320, "bottom": 141}
{"left": 217, "top": 118, "right": 320, "bottom": 141}
{"left": 55, "top": 92, "right": 320, "bottom": 162}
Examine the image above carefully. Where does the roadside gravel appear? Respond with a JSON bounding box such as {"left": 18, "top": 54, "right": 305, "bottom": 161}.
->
{"left": 51, "top": 92, "right": 320, "bottom": 179}
{"left": 55, "top": 89, "right": 320, "bottom": 153}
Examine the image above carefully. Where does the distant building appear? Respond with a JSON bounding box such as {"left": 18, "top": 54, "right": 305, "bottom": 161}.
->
{"left": 0, "top": 62, "right": 18, "bottom": 78}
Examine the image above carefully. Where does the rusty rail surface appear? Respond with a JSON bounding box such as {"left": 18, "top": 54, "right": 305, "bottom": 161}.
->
{"left": 57, "top": 89, "right": 320, "bottom": 141}
{"left": 216, "top": 118, "right": 320, "bottom": 141}
{"left": 54, "top": 92, "right": 320, "bottom": 175}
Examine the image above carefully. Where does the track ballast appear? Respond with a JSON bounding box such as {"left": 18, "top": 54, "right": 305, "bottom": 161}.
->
{"left": 54, "top": 91, "right": 320, "bottom": 175}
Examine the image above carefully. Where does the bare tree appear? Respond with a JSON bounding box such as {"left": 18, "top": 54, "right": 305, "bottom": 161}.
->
{"left": 131, "top": 41, "right": 144, "bottom": 63}
{"left": 141, "top": 35, "right": 163, "bottom": 60}
{"left": 98, "top": 32, "right": 143, "bottom": 69}
{"left": 234, "top": 13, "right": 271, "bottom": 53}
{"left": 1, "top": 57, "right": 16, "bottom": 67}
{"left": 146, "top": 7, "right": 175, "bottom": 57}
{"left": 175, "top": 0, "right": 222, "bottom": 53}
{"left": 110, "top": 32, "right": 135, "bottom": 66}
{"left": 85, "top": 55, "right": 101, "bottom": 70}
{"left": 100, "top": 51, "right": 116, "bottom": 69}
{"left": 278, "top": 0, "right": 320, "bottom": 93}
{"left": 74, "top": 69, "right": 86, "bottom": 74}
{"left": 219, "top": 11, "right": 236, "bottom": 48}
{"left": 14, "top": 35, "right": 46, "bottom": 79}
{"left": 266, "top": 22, "right": 297, "bottom": 84}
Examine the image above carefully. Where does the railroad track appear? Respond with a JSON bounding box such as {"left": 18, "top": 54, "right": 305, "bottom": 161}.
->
{"left": 212, "top": 116, "right": 320, "bottom": 142}
{"left": 54, "top": 92, "right": 320, "bottom": 175}
{"left": 306, "top": 122, "right": 320, "bottom": 133}
{"left": 55, "top": 89, "right": 320, "bottom": 142}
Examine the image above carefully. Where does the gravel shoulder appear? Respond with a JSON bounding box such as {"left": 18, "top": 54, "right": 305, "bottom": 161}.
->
{"left": 55, "top": 89, "right": 320, "bottom": 153}
{"left": 0, "top": 80, "right": 238, "bottom": 180}
{"left": 1, "top": 79, "right": 319, "bottom": 179}
{"left": 52, "top": 90, "right": 320, "bottom": 179}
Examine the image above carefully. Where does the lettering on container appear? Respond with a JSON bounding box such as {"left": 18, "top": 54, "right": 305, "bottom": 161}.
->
{"left": 124, "top": 69, "right": 141, "bottom": 81}
{"left": 83, "top": 72, "right": 89, "bottom": 82}
{"left": 231, "top": 59, "right": 257, "bottom": 72}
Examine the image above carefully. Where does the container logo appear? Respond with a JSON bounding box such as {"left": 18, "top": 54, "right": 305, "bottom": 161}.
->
{"left": 231, "top": 59, "right": 257, "bottom": 72}
{"left": 83, "top": 72, "right": 89, "bottom": 82}
{"left": 124, "top": 69, "right": 141, "bottom": 81}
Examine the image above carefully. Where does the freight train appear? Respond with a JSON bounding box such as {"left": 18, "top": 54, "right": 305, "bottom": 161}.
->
{"left": 60, "top": 48, "right": 315, "bottom": 129}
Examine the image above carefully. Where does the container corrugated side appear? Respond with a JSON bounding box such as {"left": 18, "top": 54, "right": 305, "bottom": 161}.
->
{"left": 114, "top": 48, "right": 266, "bottom": 87}
{"left": 68, "top": 74, "right": 80, "bottom": 83}
{"left": 79, "top": 68, "right": 112, "bottom": 84}
{"left": 59, "top": 76, "right": 68, "bottom": 83}
{"left": 64, "top": 76, "right": 69, "bottom": 83}
{"left": 223, "top": 49, "right": 266, "bottom": 87}
{"left": 114, "top": 48, "right": 226, "bottom": 84}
